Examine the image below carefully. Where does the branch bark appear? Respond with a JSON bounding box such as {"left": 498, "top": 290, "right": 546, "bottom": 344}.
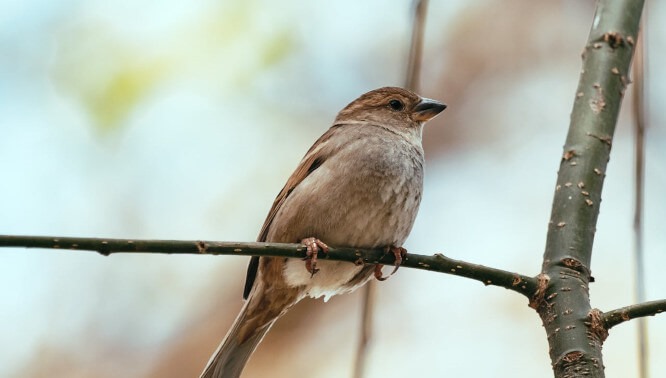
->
{"left": 0, "top": 234, "right": 536, "bottom": 296}
{"left": 535, "top": 0, "right": 645, "bottom": 377}
{"left": 602, "top": 300, "right": 666, "bottom": 330}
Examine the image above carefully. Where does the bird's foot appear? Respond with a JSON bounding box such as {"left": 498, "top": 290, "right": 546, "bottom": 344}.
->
{"left": 374, "top": 246, "right": 407, "bottom": 281}
{"left": 301, "top": 237, "right": 329, "bottom": 278}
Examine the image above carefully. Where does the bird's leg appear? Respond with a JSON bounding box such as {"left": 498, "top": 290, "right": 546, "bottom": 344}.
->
{"left": 301, "top": 237, "right": 329, "bottom": 278}
{"left": 373, "top": 246, "right": 407, "bottom": 281}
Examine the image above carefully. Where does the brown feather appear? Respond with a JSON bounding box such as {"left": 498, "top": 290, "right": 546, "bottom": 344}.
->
{"left": 243, "top": 125, "right": 343, "bottom": 298}
{"left": 256, "top": 124, "right": 342, "bottom": 242}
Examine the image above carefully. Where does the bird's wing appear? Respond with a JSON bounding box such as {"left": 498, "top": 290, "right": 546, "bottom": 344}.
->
{"left": 243, "top": 124, "right": 344, "bottom": 299}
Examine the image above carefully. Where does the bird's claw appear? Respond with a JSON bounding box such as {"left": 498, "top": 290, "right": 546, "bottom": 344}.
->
{"left": 301, "top": 237, "right": 329, "bottom": 278}
{"left": 374, "top": 246, "right": 407, "bottom": 281}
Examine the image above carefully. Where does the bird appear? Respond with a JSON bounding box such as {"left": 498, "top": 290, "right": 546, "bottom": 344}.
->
{"left": 200, "top": 87, "right": 446, "bottom": 378}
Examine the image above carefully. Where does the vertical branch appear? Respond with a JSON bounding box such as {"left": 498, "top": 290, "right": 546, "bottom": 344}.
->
{"left": 353, "top": 1, "right": 429, "bottom": 377}
{"left": 353, "top": 282, "right": 374, "bottom": 378}
{"left": 535, "top": 1, "right": 645, "bottom": 377}
{"left": 632, "top": 14, "right": 648, "bottom": 378}
{"left": 404, "top": 0, "right": 428, "bottom": 90}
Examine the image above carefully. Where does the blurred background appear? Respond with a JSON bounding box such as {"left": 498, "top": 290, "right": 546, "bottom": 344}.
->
{"left": 1, "top": 0, "right": 664, "bottom": 377}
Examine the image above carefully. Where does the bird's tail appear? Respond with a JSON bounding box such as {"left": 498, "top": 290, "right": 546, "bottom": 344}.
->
{"left": 200, "top": 281, "right": 301, "bottom": 378}
{"left": 199, "top": 299, "right": 277, "bottom": 378}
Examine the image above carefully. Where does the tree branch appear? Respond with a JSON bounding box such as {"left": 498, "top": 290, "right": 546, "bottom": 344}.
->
{"left": 0, "top": 234, "right": 537, "bottom": 297}
{"left": 602, "top": 300, "right": 666, "bottom": 330}
{"left": 535, "top": 0, "right": 644, "bottom": 377}
{"left": 403, "top": 0, "right": 428, "bottom": 90}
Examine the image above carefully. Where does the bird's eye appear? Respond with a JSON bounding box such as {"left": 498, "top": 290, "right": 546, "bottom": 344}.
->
{"left": 388, "top": 99, "right": 404, "bottom": 111}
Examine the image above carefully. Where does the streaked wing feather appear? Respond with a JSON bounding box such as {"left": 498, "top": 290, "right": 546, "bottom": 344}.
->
{"left": 243, "top": 125, "right": 343, "bottom": 298}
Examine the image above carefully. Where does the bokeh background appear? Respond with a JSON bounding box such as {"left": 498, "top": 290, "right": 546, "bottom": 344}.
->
{"left": 1, "top": 1, "right": 664, "bottom": 377}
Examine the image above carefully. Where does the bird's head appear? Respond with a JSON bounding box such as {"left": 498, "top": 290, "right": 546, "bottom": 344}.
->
{"left": 334, "top": 87, "right": 446, "bottom": 132}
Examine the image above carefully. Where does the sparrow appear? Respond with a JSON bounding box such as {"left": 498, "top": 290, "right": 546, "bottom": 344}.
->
{"left": 200, "top": 87, "right": 446, "bottom": 378}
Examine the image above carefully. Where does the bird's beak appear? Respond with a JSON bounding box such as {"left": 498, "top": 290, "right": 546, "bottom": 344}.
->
{"left": 412, "top": 98, "right": 447, "bottom": 122}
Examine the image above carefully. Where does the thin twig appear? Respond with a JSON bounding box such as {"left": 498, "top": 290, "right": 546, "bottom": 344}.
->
{"left": 404, "top": 0, "right": 428, "bottom": 90}
{"left": 352, "top": 282, "right": 374, "bottom": 378}
{"left": 0, "top": 234, "right": 537, "bottom": 297}
{"left": 602, "top": 300, "right": 666, "bottom": 330}
{"left": 632, "top": 14, "right": 648, "bottom": 378}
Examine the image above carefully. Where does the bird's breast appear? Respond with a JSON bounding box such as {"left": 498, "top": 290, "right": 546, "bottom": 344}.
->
{"left": 267, "top": 129, "right": 425, "bottom": 297}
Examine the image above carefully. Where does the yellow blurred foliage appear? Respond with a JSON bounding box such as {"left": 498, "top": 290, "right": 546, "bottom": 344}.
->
{"left": 51, "top": 1, "right": 295, "bottom": 132}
